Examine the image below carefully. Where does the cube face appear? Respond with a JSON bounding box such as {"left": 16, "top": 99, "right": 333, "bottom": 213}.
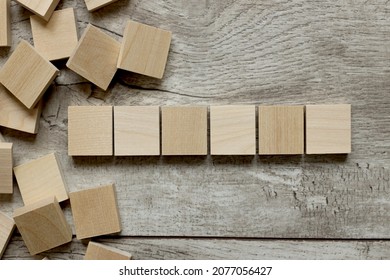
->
{"left": 306, "top": 104, "right": 351, "bottom": 154}
{"left": 118, "top": 20, "right": 172, "bottom": 79}
{"left": 0, "top": 143, "right": 13, "bottom": 194}
{"left": 84, "top": 0, "right": 119, "bottom": 12}
{"left": 13, "top": 197, "right": 72, "bottom": 255}
{"left": 31, "top": 8, "right": 78, "bottom": 61}
{"left": 66, "top": 24, "right": 120, "bottom": 90}
{"left": 84, "top": 242, "right": 132, "bottom": 260}
{"left": 210, "top": 106, "right": 256, "bottom": 155}
{"left": 259, "top": 106, "right": 304, "bottom": 155}
{"left": 15, "top": 0, "right": 60, "bottom": 21}
{"left": 68, "top": 106, "right": 113, "bottom": 156}
{"left": 69, "top": 184, "right": 121, "bottom": 239}
{"left": 0, "top": 40, "right": 59, "bottom": 109}
{"left": 114, "top": 106, "right": 160, "bottom": 156}
{"left": 13, "top": 153, "right": 68, "bottom": 205}
{"left": 162, "top": 107, "right": 207, "bottom": 156}
{"left": 0, "top": 0, "right": 11, "bottom": 47}
{"left": 0, "top": 211, "right": 15, "bottom": 258}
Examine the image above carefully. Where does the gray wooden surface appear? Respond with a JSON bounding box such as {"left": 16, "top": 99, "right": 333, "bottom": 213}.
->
{"left": 1, "top": 0, "right": 390, "bottom": 259}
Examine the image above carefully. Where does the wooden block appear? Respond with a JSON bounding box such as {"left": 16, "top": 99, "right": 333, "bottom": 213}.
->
{"left": 13, "top": 196, "right": 72, "bottom": 255}
{"left": 66, "top": 24, "right": 120, "bottom": 90}
{"left": 69, "top": 184, "right": 121, "bottom": 239}
{"left": 84, "top": 242, "right": 132, "bottom": 260}
{"left": 306, "top": 104, "right": 351, "bottom": 154}
{"left": 0, "top": 0, "right": 11, "bottom": 47}
{"left": 15, "top": 0, "right": 60, "bottom": 21}
{"left": 162, "top": 107, "right": 207, "bottom": 156}
{"left": 31, "top": 8, "right": 78, "bottom": 61}
{"left": 0, "top": 142, "right": 13, "bottom": 194}
{"left": 210, "top": 106, "right": 256, "bottom": 155}
{"left": 0, "top": 85, "right": 42, "bottom": 134}
{"left": 84, "top": 0, "right": 119, "bottom": 12}
{"left": 68, "top": 106, "right": 113, "bottom": 156}
{"left": 0, "top": 211, "right": 15, "bottom": 258}
{"left": 259, "top": 106, "right": 304, "bottom": 155}
{"left": 114, "top": 106, "right": 160, "bottom": 156}
{"left": 13, "top": 153, "right": 68, "bottom": 205}
{"left": 117, "top": 20, "right": 172, "bottom": 79}
{"left": 0, "top": 40, "right": 59, "bottom": 109}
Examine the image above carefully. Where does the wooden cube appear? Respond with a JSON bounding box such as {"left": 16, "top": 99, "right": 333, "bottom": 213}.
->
{"left": 66, "top": 24, "right": 120, "bottom": 90}
{"left": 0, "top": 0, "right": 11, "bottom": 47}
{"left": 15, "top": 0, "right": 60, "bottom": 21}
{"left": 84, "top": 0, "right": 119, "bottom": 12}
{"left": 0, "top": 211, "right": 15, "bottom": 258}
{"left": 84, "top": 242, "right": 132, "bottom": 260}
{"left": 162, "top": 107, "right": 207, "bottom": 155}
{"left": 31, "top": 8, "right": 78, "bottom": 61}
{"left": 210, "top": 106, "right": 256, "bottom": 155}
{"left": 13, "top": 196, "right": 72, "bottom": 255}
{"left": 0, "top": 40, "right": 59, "bottom": 109}
{"left": 306, "top": 104, "right": 351, "bottom": 154}
{"left": 117, "top": 20, "right": 172, "bottom": 79}
{"left": 13, "top": 153, "right": 68, "bottom": 205}
{"left": 0, "top": 142, "right": 13, "bottom": 194}
{"left": 259, "top": 106, "right": 304, "bottom": 155}
{"left": 69, "top": 184, "right": 121, "bottom": 239}
{"left": 0, "top": 85, "right": 42, "bottom": 134}
{"left": 114, "top": 106, "right": 160, "bottom": 156}
{"left": 68, "top": 106, "right": 113, "bottom": 156}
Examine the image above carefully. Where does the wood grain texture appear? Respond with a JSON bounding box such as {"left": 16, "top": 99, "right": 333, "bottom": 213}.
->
{"left": 0, "top": 142, "right": 13, "bottom": 194}
{"left": 84, "top": 241, "right": 132, "bottom": 260}
{"left": 31, "top": 8, "right": 78, "bottom": 61}
{"left": 84, "top": 0, "right": 119, "bottom": 12}
{"left": 15, "top": 0, "right": 60, "bottom": 21}
{"left": 118, "top": 20, "right": 172, "bottom": 79}
{"left": 69, "top": 184, "right": 121, "bottom": 239}
{"left": 0, "top": 0, "right": 11, "bottom": 46}
{"left": 0, "top": 211, "right": 15, "bottom": 259}
{"left": 66, "top": 24, "right": 120, "bottom": 90}
{"left": 13, "top": 153, "right": 68, "bottom": 205}
{"left": 259, "top": 106, "right": 304, "bottom": 155}
{"left": 114, "top": 106, "right": 160, "bottom": 156}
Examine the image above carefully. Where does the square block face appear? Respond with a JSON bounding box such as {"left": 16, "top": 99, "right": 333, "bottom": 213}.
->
{"left": 162, "top": 107, "right": 207, "bottom": 156}
{"left": 114, "top": 106, "right": 160, "bottom": 156}
{"left": 15, "top": 0, "right": 60, "bottom": 21}
{"left": 84, "top": 0, "right": 119, "bottom": 12}
{"left": 13, "top": 153, "right": 68, "bottom": 205}
{"left": 13, "top": 197, "right": 72, "bottom": 255}
{"left": 0, "top": 143, "right": 13, "bottom": 194}
{"left": 259, "top": 106, "right": 304, "bottom": 155}
{"left": 118, "top": 20, "right": 172, "bottom": 79}
{"left": 84, "top": 242, "right": 132, "bottom": 260}
{"left": 69, "top": 184, "right": 121, "bottom": 239}
{"left": 68, "top": 106, "right": 113, "bottom": 156}
{"left": 306, "top": 104, "right": 351, "bottom": 154}
{"left": 0, "top": 0, "right": 11, "bottom": 47}
{"left": 66, "top": 24, "right": 120, "bottom": 90}
{"left": 0, "top": 211, "right": 15, "bottom": 258}
{"left": 31, "top": 8, "right": 78, "bottom": 61}
{"left": 0, "top": 40, "right": 59, "bottom": 109}
{"left": 210, "top": 106, "right": 256, "bottom": 155}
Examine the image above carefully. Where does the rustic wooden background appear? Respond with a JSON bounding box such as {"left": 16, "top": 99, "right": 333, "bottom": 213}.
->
{"left": 1, "top": 0, "right": 390, "bottom": 259}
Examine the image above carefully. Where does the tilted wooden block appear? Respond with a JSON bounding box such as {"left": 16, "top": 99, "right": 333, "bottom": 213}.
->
{"left": 0, "top": 40, "right": 59, "bottom": 109}
{"left": 68, "top": 106, "right": 113, "bottom": 156}
{"left": 114, "top": 106, "right": 160, "bottom": 156}
{"left": 306, "top": 104, "right": 351, "bottom": 154}
{"left": 15, "top": 0, "right": 60, "bottom": 21}
{"left": 66, "top": 24, "right": 120, "bottom": 90}
{"left": 84, "top": 242, "right": 132, "bottom": 260}
{"left": 117, "top": 20, "right": 172, "bottom": 79}
{"left": 14, "top": 153, "right": 68, "bottom": 205}
{"left": 162, "top": 107, "right": 207, "bottom": 155}
{"left": 0, "top": 142, "right": 13, "bottom": 194}
{"left": 0, "top": 85, "right": 42, "bottom": 134}
{"left": 31, "top": 8, "right": 78, "bottom": 61}
{"left": 84, "top": 0, "right": 119, "bottom": 12}
{"left": 69, "top": 184, "right": 121, "bottom": 239}
{"left": 0, "top": 0, "right": 11, "bottom": 47}
{"left": 0, "top": 211, "right": 15, "bottom": 258}
{"left": 210, "top": 106, "right": 256, "bottom": 155}
{"left": 259, "top": 106, "right": 304, "bottom": 155}
{"left": 13, "top": 196, "right": 72, "bottom": 255}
